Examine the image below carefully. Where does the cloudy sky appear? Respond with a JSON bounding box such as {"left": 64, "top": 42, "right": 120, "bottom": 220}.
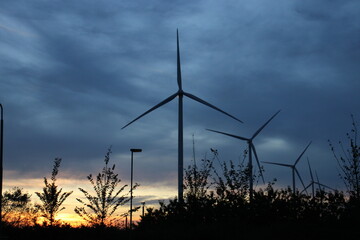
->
{"left": 1, "top": 0, "right": 360, "bottom": 223}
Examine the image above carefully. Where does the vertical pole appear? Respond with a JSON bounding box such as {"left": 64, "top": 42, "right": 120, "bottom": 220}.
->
{"left": 141, "top": 202, "right": 145, "bottom": 217}
{"left": 177, "top": 29, "right": 184, "bottom": 204}
{"left": 130, "top": 151, "right": 134, "bottom": 230}
{"left": 248, "top": 142, "right": 253, "bottom": 203}
{"left": 292, "top": 168, "right": 296, "bottom": 195}
{"left": 178, "top": 93, "right": 184, "bottom": 204}
{"left": 0, "top": 104, "right": 3, "bottom": 226}
{"left": 312, "top": 182, "right": 315, "bottom": 198}
{"left": 129, "top": 149, "right": 141, "bottom": 230}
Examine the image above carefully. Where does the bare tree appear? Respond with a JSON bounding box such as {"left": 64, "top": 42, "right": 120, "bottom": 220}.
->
{"left": 184, "top": 136, "right": 213, "bottom": 201}
{"left": 329, "top": 114, "right": 360, "bottom": 200}
{"left": 35, "top": 158, "right": 73, "bottom": 226}
{"left": 2, "top": 187, "right": 39, "bottom": 227}
{"left": 74, "top": 147, "right": 137, "bottom": 227}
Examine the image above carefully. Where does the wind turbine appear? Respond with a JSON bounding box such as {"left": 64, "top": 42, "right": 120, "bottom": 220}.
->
{"left": 122, "top": 30, "right": 243, "bottom": 203}
{"left": 206, "top": 110, "right": 281, "bottom": 202}
{"left": 263, "top": 141, "right": 312, "bottom": 195}
{"left": 305, "top": 158, "right": 315, "bottom": 197}
{"left": 301, "top": 160, "right": 335, "bottom": 196}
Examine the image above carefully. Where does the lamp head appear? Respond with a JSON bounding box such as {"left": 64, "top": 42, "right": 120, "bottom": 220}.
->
{"left": 130, "top": 148, "right": 142, "bottom": 153}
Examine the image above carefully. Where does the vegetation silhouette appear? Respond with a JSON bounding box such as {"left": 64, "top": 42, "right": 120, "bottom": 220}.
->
{"left": 329, "top": 114, "right": 360, "bottom": 200}
{"left": 2, "top": 118, "right": 360, "bottom": 239}
{"left": 74, "top": 146, "right": 138, "bottom": 227}
{"left": 35, "top": 158, "right": 73, "bottom": 226}
{"left": 136, "top": 149, "right": 359, "bottom": 239}
{"left": 1, "top": 187, "right": 39, "bottom": 227}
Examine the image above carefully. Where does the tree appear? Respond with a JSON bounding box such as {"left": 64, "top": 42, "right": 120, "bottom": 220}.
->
{"left": 2, "top": 187, "right": 40, "bottom": 227}
{"left": 211, "top": 148, "right": 250, "bottom": 204}
{"left": 35, "top": 158, "right": 73, "bottom": 226}
{"left": 329, "top": 114, "right": 360, "bottom": 200}
{"left": 74, "top": 147, "right": 137, "bottom": 227}
{"left": 184, "top": 136, "right": 213, "bottom": 201}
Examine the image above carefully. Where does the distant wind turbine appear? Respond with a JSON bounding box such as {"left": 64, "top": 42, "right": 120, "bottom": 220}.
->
{"left": 263, "top": 141, "right": 312, "bottom": 195}
{"left": 122, "top": 30, "right": 243, "bottom": 203}
{"left": 206, "top": 110, "right": 281, "bottom": 202}
{"left": 305, "top": 158, "right": 316, "bottom": 197}
{"left": 301, "top": 160, "right": 335, "bottom": 196}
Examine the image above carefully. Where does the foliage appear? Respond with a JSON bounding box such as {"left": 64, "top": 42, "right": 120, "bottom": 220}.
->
{"left": 74, "top": 147, "right": 137, "bottom": 227}
{"left": 329, "top": 114, "right": 360, "bottom": 200}
{"left": 137, "top": 148, "right": 360, "bottom": 239}
{"left": 35, "top": 158, "right": 73, "bottom": 226}
{"left": 184, "top": 153, "right": 213, "bottom": 201}
{"left": 1, "top": 187, "right": 40, "bottom": 227}
{"left": 211, "top": 149, "right": 250, "bottom": 204}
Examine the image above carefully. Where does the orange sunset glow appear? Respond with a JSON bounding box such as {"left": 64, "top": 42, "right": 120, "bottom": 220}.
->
{"left": 1, "top": 0, "right": 360, "bottom": 239}
{"left": 3, "top": 170, "right": 177, "bottom": 226}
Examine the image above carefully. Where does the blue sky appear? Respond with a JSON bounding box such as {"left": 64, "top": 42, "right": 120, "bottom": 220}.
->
{"left": 1, "top": 0, "right": 360, "bottom": 204}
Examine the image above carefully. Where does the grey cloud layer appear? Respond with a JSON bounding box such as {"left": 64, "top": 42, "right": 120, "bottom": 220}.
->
{"left": 0, "top": 0, "right": 359, "bottom": 190}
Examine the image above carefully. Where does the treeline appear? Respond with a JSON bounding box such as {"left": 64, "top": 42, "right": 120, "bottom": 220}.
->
{"left": 1, "top": 117, "right": 360, "bottom": 239}
{"left": 133, "top": 115, "right": 360, "bottom": 239}
{"left": 136, "top": 150, "right": 360, "bottom": 239}
{"left": 1, "top": 147, "right": 135, "bottom": 229}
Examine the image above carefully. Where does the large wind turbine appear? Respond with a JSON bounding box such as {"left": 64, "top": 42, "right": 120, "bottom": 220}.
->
{"left": 122, "top": 30, "right": 243, "bottom": 203}
{"left": 206, "top": 110, "right": 281, "bottom": 202}
{"left": 263, "top": 141, "right": 312, "bottom": 195}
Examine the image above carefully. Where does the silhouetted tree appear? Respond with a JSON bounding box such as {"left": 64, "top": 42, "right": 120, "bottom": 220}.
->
{"left": 2, "top": 187, "right": 39, "bottom": 227}
{"left": 211, "top": 149, "right": 250, "bottom": 205}
{"left": 74, "top": 147, "right": 137, "bottom": 227}
{"left": 184, "top": 155, "right": 213, "bottom": 201}
{"left": 329, "top": 114, "right": 360, "bottom": 200}
{"left": 35, "top": 158, "right": 73, "bottom": 226}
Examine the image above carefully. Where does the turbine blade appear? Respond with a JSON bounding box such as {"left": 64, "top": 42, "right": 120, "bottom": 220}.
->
{"left": 301, "top": 183, "right": 312, "bottom": 194}
{"left": 315, "top": 171, "right": 324, "bottom": 192}
{"left": 295, "top": 168, "right": 308, "bottom": 194}
{"left": 307, "top": 158, "right": 314, "bottom": 182}
{"left": 262, "top": 161, "right": 292, "bottom": 168}
{"left": 177, "top": 29, "right": 182, "bottom": 90}
{"left": 314, "top": 182, "right": 335, "bottom": 191}
{"left": 251, "top": 110, "right": 281, "bottom": 140}
{"left": 122, "top": 92, "right": 178, "bottom": 129}
{"left": 183, "top": 91, "right": 243, "bottom": 123}
{"left": 251, "top": 143, "right": 265, "bottom": 184}
{"left": 294, "top": 141, "right": 312, "bottom": 166}
{"left": 315, "top": 170, "right": 320, "bottom": 183}
{"left": 206, "top": 128, "right": 249, "bottom": 141}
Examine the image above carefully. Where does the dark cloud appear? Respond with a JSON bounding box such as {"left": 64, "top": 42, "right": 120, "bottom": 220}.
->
{"left": 0, "top": 0, "right": 359, "bottom": 195}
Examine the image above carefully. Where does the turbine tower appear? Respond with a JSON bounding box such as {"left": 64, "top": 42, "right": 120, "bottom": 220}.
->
{"left": 122, "top": 30, "right": 243, "bottom": 203}
{"left": 263, "top": 141, "right": 312, "bottom": 195}
{"left": 206, "top": 110, "right": 281, "bottom": 202}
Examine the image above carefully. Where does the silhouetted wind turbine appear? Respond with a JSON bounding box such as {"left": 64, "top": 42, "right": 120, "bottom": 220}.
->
{"left": 305, "top": 158, "right": 316, "bottom": 197}
{"left": 263, "top": 141, "right": 312, "bottom": 195}
{"left": 302, "top": 164, "right": 335, "bottom": 196}
{"left": 316, "top": 171, "right": 335, "bottom": 193}
{"left": 206, "top": 110, "right": 281, "bottom": 202}
{"left": 122, "top": 30, "right": 243, "bottom": 203}
{"left": 315, "top": 171, "right": 324, "bottom": 192}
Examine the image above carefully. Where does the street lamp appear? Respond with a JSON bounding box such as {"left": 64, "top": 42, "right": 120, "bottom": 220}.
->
{"left": 141, "top": 202, "right": 146, "bottom": 217}
{"left": 130, "top": 148, "right": 142, "bottom": 230}
{"left": 0, "top": 104, "right": 3, "bottom": 226}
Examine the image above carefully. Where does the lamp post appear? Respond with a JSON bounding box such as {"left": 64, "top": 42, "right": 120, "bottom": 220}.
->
{"left": 0, "top": 104, "right": 3, "bottom": 226}
{"left": 141, "top": 202, "right": 145, "bottom": 217}
{"left": 130, "top": 148, "right": 142, "bottom": 230}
